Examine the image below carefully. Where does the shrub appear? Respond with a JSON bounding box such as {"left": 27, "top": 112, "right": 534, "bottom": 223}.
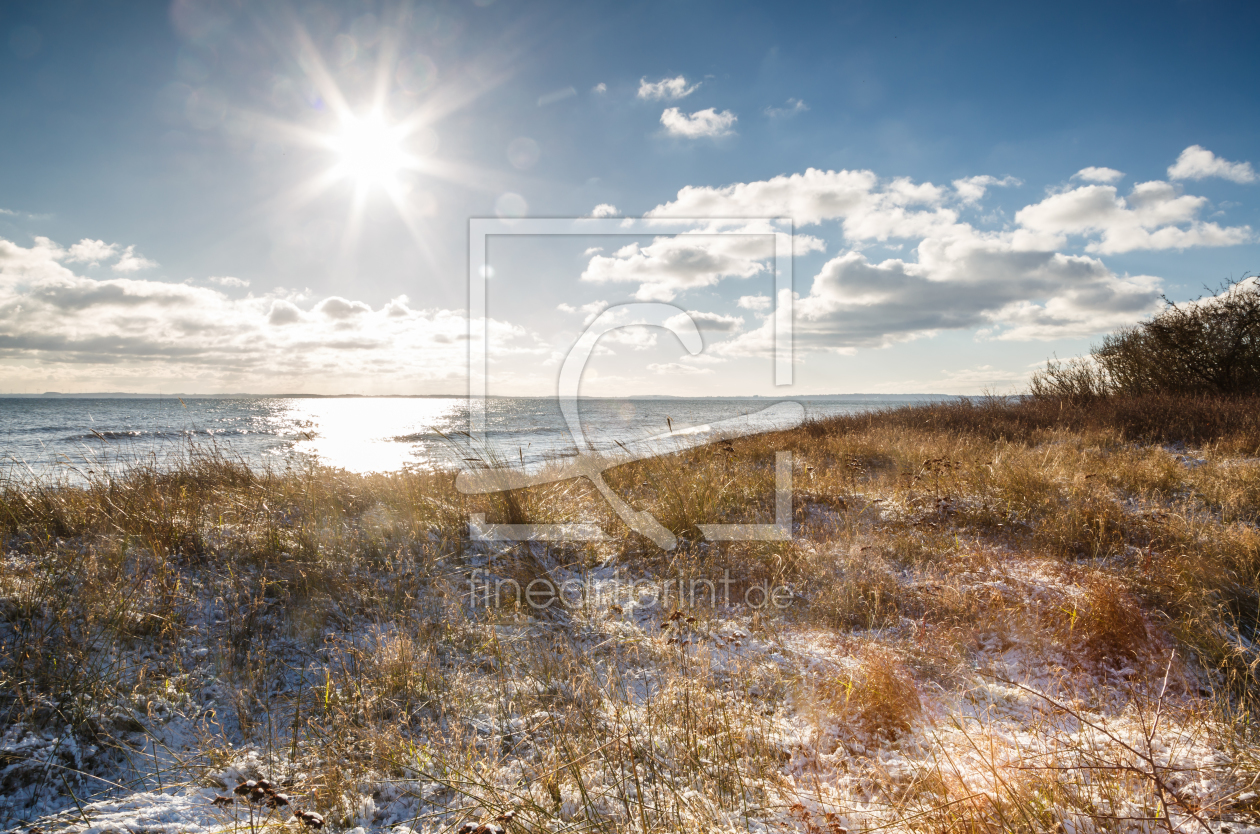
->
{"left": 1030, "top": 275, "right": 1260, "bottom": 398}
{"left": 1098, "top": 276, "right": 1260, "bottom": 396}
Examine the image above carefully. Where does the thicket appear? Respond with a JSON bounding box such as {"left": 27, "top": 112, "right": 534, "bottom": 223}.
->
{"left": 1030, "top": 276, "right": 1260, "bottom": 401}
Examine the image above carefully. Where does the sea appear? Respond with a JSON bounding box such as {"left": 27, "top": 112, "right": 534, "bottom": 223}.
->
{"left": 0, "top": 395, "right": 950, "bottom": 481}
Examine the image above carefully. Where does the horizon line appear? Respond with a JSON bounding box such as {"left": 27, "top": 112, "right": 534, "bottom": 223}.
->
{"left": 2, "top": 391, "right": 973, "bottom": 400}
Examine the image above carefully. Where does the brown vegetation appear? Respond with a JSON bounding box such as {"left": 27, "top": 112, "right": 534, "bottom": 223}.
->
{"left": 2, "top": 392, "right": 1260, "bottom": 832}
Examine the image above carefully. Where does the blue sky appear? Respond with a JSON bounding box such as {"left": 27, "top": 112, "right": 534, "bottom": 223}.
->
{"left": 1, "top": 0, "right": 1257, "bottom": 395}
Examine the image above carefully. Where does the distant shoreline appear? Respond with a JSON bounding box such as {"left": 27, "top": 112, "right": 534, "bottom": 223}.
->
{"left": 1, "top": 392, "right": 966, "bottom": 401}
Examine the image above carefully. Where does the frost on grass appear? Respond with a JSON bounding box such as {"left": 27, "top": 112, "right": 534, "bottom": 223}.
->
{"left": 3, "top": 411, "right": 1260, "bottom": 833}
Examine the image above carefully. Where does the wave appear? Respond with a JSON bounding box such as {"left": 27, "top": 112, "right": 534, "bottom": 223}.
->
{"left": 60, "top": 428, "right": 263, "bottom": 442}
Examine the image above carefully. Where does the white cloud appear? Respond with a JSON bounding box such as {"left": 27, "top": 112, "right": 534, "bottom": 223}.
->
{"left": 665, "top": 311, "right": 743, "bottom": 333}
{"left": 112, "top": 245, "right": 158, "bottom": 272}
{"left": 637, "top": 75, "right": 699, "bottom": 101}
{"left": 590, "top": 203, "right": 618, "bottom": 218}
{"left": 2, "top": 235, "right": 156, "bottom": 274}
{"left": 791, "top": 243, "right": 1163, "bottom": 348}
{"left": 1072, "top": 167, "right": 1125, "bottom": 184}
{"left": 268, "top": 299, "right": 304, "bottom": 325}
{"left": 65, "top": 239, "right": 119, "bottom": 265}
{"left": 647, "top": 362, "right": 713, "bottom": 375}
{"left": 577, "top": 216, "right": 824, "bottom": 303}
{"left": 630, "top": 166, "right": 1252, "bottom": 351}
{"left": 648, "top": 168, "right": 955, "bottom": 239}
{"left": 316, "top": 296, "right": 372, "bottom": 319}
{"left": 633, "top": 165, "right": 1257, "bottom": 352}
{"left": 537, "top": 86, "right": 576, "bottom": 107}
{"left": 1015, "top": 181, "right": 1252, "bottom": 254}
{"left": 660, "top": 107, "right": 737, "bottom": 139}
{"left": 582, "top": 232, "right": 772, "bottom": 301}
{"left": 592, "top": 82, "right": 607, "bottom": 94}
{"left": 0, "top": 207, "right": 48, "bottom": 219}
{"left": 603, "top": 326, "right": 658, "bottom": 351}
{"left": 953, "top": 175, "right": 1021, "bottom": 204}
{"left": 383, "top": 295, "right": 413, "bottom": 318}
{"left": 737, "top": 294, "right": 771, "bottom": 311}
{"left": 210, "top": 275, "right": 249, "bottom": 288}
{"left": 708, "top": 291, "right": 817, "bottom": 358}
{"left": 0, "top": 234, "right": 528, "bottom": 389}
{"left": 1167, "top": 145, "right": 1256, "bottom": 184}
{"left": 764, "top": 98, "right": 808, "bottom": 118}
{"left": 557, "top": 300, "right": 608, "bottom": 326}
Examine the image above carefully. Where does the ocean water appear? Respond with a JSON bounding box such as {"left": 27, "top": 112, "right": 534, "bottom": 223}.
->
{"left": 0, "top": 395, "right": 945, "bottom": 480}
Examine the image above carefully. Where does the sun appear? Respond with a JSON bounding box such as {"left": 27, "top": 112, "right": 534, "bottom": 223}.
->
{"left": 328, "top": 113, "right": 407, "bottom": 188}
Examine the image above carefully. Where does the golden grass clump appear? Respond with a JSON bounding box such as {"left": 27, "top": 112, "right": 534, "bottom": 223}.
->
{"left": 844, "top": 645, "right": 923, "bottom": 739}
{"left": 1076, "top": 572, "right": 1156, "bottom": 662}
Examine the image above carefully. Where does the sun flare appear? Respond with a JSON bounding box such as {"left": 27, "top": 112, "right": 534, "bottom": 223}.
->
{"left": 329, "top": 113, "right": 407, "bottom": 188}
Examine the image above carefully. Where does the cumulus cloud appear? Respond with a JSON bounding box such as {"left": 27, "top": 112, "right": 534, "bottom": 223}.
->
{"left": 792, "top": 244, "right": 1162, "bottom": 349}
{"left": 210, "top": 275, "right": 249, "bottom": 288}
{"left": 592, "top": 82, "right": 607, "bottom": 94}
{"left": 576, "top": 214, "right": 826, "bottom": 304}
{"left": 617, "top": 162, "right": 1257, "bottom": 352}
{"left": 65, "top": 239, "right": 119, "bottom": 265}
{"left": 1015, "top": 181, "right": 1252, "bottom": 254}
{"left": 737, "top": 294, "right": 771, "bottom": 311}
{"left": 602, "top": 325, "right": 658, "bottom": 351}
{"left": 1072, "top": 167, "right": 1125, "bottom": 184}
{"left": 0, "top": 234, "right": 528, "bottom": 387}
{"left": 660, "top": 107, "right": 736, "bottom": 138}
{"left": 953, "top": 175, "right": 1021, "bottom": 204}
{"left": 268, "top": 299, "right": 304, "bottom": 325}
{"left": 764, "top": 98, "right": 808, "bottom": 118}
{"left": 383, "top": 295, "right": 413, "bottom": 317}
{"left": 316, "top": 296, "right": 371, "bottom": 319}
{"left": 637, "top": 75, "right": 699, "bottom": 100}
{"left": 582, "top": 233, "right": 773, "bottom": 301}
{"left": 557, "top": 300, "right": 608, "bottom": 326}
{"left": 590, "top": 203, "right": 618, "bottom": 218}
{"left": 648, "top": 168, "right": 957, "bottom": 240}
{"left": 1167, "top": 145, "right": 1256, "bottom": 183}
{"left": 665, "top": 310, "right": 743, "bottom": 333}
{"left": 609, "top": 164, "right": 1250, "bottom": 353}
{"left": 112, "top": 245, "right": 158, "bottom": 273}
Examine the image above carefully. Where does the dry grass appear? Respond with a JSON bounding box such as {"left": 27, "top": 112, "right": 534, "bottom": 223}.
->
{"left": 2, "top": 395, "right": 1260, "bottom": 832}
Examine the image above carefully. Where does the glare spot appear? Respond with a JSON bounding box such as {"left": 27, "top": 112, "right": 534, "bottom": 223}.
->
{"left": 396, "top": 54, "right": 438, "bottom": 94}
{"left": 332, "top": 34, "right": 357, "bottom": 67}
{"left": 507, "top": 137, "right": 539, "bottom": 170}
{"left": 495, "top": 192, "right": 527, "bottom": 218}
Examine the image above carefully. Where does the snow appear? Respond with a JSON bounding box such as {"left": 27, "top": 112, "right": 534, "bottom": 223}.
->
{"left": 6, "top": 529, "right": 1258, "bottom": 834}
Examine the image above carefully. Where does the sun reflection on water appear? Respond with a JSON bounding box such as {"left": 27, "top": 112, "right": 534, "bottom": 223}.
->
{"left": 270, "top": 397, "right": 464, "bottom": 474}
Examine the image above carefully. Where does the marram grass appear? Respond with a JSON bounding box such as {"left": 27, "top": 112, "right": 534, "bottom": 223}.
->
{"left": 2, "top": 395, "right": 1259, "bottom": 833}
